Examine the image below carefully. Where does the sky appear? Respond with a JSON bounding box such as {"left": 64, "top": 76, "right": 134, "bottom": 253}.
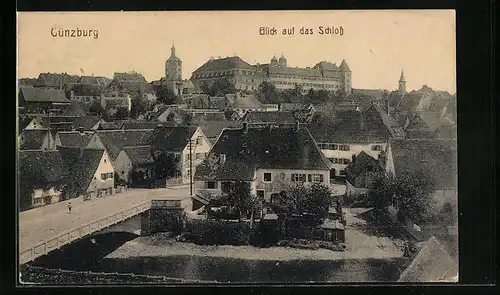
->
{"left": 17, "top": 10, "right": 456, "bottom": 93}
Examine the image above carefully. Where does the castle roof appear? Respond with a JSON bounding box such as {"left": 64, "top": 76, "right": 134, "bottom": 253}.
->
{"left": 192, "top": 56, "right": 254, "bottom": 74}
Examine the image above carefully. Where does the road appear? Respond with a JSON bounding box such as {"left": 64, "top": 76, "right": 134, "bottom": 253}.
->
{"left": 19, "top": 186, "right": 191, "bottom": 253}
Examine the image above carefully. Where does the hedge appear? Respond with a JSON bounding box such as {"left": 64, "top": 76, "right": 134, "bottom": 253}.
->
{"left": 183, "top": 219, "right": 252, "bottom": 246}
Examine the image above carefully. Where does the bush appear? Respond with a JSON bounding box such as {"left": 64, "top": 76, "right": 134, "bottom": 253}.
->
{"left": 183, "top": 219, "right": 251, "bottom": 246}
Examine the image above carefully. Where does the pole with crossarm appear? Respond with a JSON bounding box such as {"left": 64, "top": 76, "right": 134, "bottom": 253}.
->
{"left": 188, "top": 139, "right": 193, "bottom": 196}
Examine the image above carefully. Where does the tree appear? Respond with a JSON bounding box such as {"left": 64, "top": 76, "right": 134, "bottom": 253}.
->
{"left": 257, "top": 81, "right": 281, "bottom": 104}
{"left": 153, "top": 152, "right": 180, "bottom": 179}
{"left": 208, "top": 79, "right": 236, "bottom": 96}
{"left": 89, "top": 99, "right": 103, "bottom": 115}
{"left": 154, "top": 85, "right": 178, "bottom": 105}
{"left": 368, "top": 170, "right": 437, "bottom": 225}
{"left": 274, "top": 183, "right": 332, "bottom": 226}
{"left": 131, "top": 95, "right": 147, "bottom": 118}
{"left": 114, "top": 107, "right": 129, "bottom": 120}
{"left": 221, "top": 181, "right": 261, "bottom": 222}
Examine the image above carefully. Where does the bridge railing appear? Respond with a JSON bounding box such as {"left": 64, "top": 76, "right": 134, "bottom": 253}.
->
{"left": 19, "top": 200, "right": 152, "bottom": 265}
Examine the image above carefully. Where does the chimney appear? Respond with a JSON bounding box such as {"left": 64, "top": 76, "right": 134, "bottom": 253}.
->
{"left": 243, "top": 122, "right": 248, "bottom": 133}
{"left": 359, "top": 112, "right": 365, "bottom": 130}
{"left": 352, "top": 154, "right": 356, "bottom": 164}
{"left": 378, "top": 151, "right": 386, "bottom": 168}
{"left": 386, "top": 100, "right": 390, "bottom": 115}
{"left": 219, "top": 154, "right": 226, "bottom": 165}
{"left": 78, "top": 127, "right": 84, "bottom": 134}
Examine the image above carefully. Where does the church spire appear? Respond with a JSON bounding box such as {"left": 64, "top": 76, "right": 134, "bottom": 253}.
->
{"left": 398, "top": 69, "right": 407, "bottom": 93}
{"left": 171, "top": 41, "right": 176, "bottom": 57}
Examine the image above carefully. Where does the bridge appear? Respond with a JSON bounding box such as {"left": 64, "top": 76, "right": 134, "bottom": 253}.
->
{"left": 19, "top": 186, "right": 191, "bottom": 265}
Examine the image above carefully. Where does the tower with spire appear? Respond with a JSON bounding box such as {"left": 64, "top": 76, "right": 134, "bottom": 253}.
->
{"left": 398, "top": 70, "right": 406, "bottom": 93}
{"left": 270, "top": 53, "right": 278, "bottom": 67}
{"left": 165, "top": 41, "right": 182, "bottom": 81}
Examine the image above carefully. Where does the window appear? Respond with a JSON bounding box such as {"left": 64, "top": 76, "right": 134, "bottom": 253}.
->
{"left": 101, "top": 172, "right": 113, "bottom": 180}
{"left": 121, "top": 171, "right": 124, "bottom": 174}
{"left": 221, "top": 181, "right": 231, "bottom": 192}
{"left": 206, "top": 181, "right": 218, "bottom": 189}
{"left": 196, "top": 136, "right": 202, "bottom": 145}
{"left": 342, "top": 158, "right": 351, "bottom": 165}
{"left": 257, "top": 190, "right": 265, "bottom": 199}
{"left": 186, "top": 170, "right": 191, "bottom": 178}
{"left": 339, "top": 170, "right": 347, "bottom": 176}
{"left": 339, "top": 144, "right": 350, "bottom": 151}
{"left": 263, "top": 173, "right": 272, "bottom": 182}
{"left": 329, "top": 158, "right": 338, "bottom": 164}
{"left": 328, "top": 144, "right": 339, "bottom": 150}
{"left": 104, "top": 159, "right": 107, "bottom": 163}
{"left": 309, "top": 174, "right": 324, "bottom": 183}
{"left": 371, "top": 144, "right": 383, "bottom": 151}
{"left": 291, "top": 173, "right": 306, "bottom": 182}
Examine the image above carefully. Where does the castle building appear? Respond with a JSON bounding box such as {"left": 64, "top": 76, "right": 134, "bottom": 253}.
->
{"left": 189, "top": 54, "right": 352, "bottom": 94}
{"left": 399, "top": 70, "right": 406, "bottom": 94}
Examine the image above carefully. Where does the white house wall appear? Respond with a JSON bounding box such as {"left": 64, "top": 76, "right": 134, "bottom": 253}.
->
{"left": 320, "top": 142, "right": 387, "bottom": 176}
{"left": 114, "top": 151, "right": 133, "bottom": 182}
{"left": 181, "top": 128, "right": 212, "bottom": 184}
{"left": 87, "top": 151, "right": 115, "bottom": 193}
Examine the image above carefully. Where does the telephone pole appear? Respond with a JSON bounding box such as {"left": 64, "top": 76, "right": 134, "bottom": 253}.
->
{"left": 188, "top": 139, "right": 193, "bottom": 196}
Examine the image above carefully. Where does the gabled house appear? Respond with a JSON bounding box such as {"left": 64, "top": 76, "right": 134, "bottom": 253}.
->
{"left": 58, "top": 147, "right": 115, "bottom": 200}
{"left": 309, "top": 104, "right": 391, "bottom": 178}
{"left": 60, "top": 100, "right": 88, "bottom": 117}
{"left": 242, "top": 111, "right": 299, "bottom": 125}
{"left": 151, "top": 126, "right": 212, "bottom": 184}
{"left": 19, "top": 129, "right": 60, "bottom": 151}
{"left": 196, "top": 120, "right": 243, "bottom": 144}
{"left": 398, "top": 236, "right": 458, "bottom": 282}
{"left": 72, "top": 116, "right": 105, "bottom": 131}
{"left": 344, "top": 151, "right": 385, "bottom": 197}
{"left": 56, "top": 131, "right": 94, "bottom": 148}
{"left": 194, "top": 123, "right": 334, "bottom": 202}
{"left": 34, "top": 72, "right": 80, "bottom": 89}
{"left": 114, "top": 146, "right": 155, "bottom": 185}
{"left": 122, "top": 121, "right": 162, "bottom": 130}
{"left": 384, "top": 138, "right": 458, "bottom": 224}
{"left": 18, "top": 150, "right": 68, "bottom": 210}
{"left": 87, "top": 129, "right": 155, "bottom": 164}
{"left": 19, "top": 87, "right": 70, "bottom": 113}
{"left": 18, "top": 115, "right": 47, "bottom": 131}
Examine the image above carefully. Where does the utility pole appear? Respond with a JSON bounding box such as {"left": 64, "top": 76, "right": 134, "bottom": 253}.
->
{"left": 188, "top": 139, "right": 193, "bottom": 196}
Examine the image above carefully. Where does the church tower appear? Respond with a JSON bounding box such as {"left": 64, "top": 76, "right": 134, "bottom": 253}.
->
{"left": 165, "top": 42, "right": 182, "bottom": 81}
{"left": 398, "top": 70, "right": 406, "bottom": 93}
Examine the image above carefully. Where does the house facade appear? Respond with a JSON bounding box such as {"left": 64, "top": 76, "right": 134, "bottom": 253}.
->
{"left": 310, "top": 105, "right": 391, "bottom": 178}
{"left": 114, "top": 146, "right": 155, "bottom": 184}
{"left": 151, "top": 126, "right": 212, "bottom": 185}
{"left": 194, "top": 124, "right": 333, "bottom": 201}
{"left": 58, "top": 147, "right": 115, "bottom": 200}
